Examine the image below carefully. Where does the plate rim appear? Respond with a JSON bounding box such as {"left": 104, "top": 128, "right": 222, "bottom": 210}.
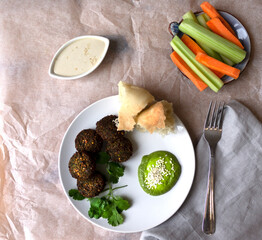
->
{"left": 58, "top": 95, "right": 196, "bottom": 233}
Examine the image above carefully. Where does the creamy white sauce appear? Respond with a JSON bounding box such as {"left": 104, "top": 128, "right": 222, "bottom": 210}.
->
{"left": 53, "top": 38, "right": 106, "bottom": 76}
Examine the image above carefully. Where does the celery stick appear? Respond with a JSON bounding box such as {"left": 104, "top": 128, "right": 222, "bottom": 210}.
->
{"left": 197, "top": 17, "right": 235, "bottom": 66}
{"left": 197, "top": 14, "right": 225, "bottom": 62}
{"left": 197, "top": 40, "right": 223, "bottom": 61}
{"left": 197, "top": 14, "right": 209, "bottom": 29}
{"left": 182, "top": 10, "right": 198, "bottom": 23}
{"left": 220, "top": 55, "right": 235, "bottom": 66}
{"left": 202, "top": 13, "right": 210, "bottom": 22}
{"left": 170, "top": 36, "right": 224, "bottom": 92}
{"left": 183, "top": 12, "right": 223, "bottom": 62}
{"left": 179, "top": 19, "right": 246, "bottom": 63}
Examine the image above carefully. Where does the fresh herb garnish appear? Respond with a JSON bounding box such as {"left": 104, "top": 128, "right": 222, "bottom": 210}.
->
{"left": 97, "top": 151, "right": 125, "bottom": 184}
{"left": 68, "top": 151, "right": 129, "bottom": 226}
{"left": 107, "top": 162, "right": 125, "bottom": 183}
{"left": 96, "top": 151, "right": 111, "bottom": 164}
{"left": 68, "top": 189, "right": 86, "bottom": 200}
{"left": 68, "top": 184, "right": 130, "bottom": 226}
{"left": 88, "top": 184, "right": 130, "bottom": 226}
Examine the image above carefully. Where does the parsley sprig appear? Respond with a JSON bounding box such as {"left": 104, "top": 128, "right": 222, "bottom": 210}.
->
{"left": 69, "top": 184, "right": 130, "bottom": 226}
{"left": 88, "top": 184, "right": 130, "bottom": 226}
{"left": 68, "top": 152, "right": 130, "bottom": 226}
{"left": 97, "top": 152, "right": 125, "bottom": 184}
{"left": 69, "top": 189, "right": 86, "bottom": 200}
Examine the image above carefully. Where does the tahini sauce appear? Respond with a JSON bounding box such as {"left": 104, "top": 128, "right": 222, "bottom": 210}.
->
{"left": 54, "top": 38, "right": 106, "bottom": 76}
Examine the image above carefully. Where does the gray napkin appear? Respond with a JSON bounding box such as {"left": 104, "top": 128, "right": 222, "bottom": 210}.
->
{"left": 140, "top": 100, "right": 262, "bottom": 240}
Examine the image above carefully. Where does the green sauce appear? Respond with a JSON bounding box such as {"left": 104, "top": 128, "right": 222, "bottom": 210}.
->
{"left": 138, "top": 151, "right": 181, "bottom": 196}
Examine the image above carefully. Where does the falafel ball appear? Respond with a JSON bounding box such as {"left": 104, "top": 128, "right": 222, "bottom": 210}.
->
{"left": 96, "top": 115, "right": 124, "bottom": 140}
{"left": 68, "top": 151, "right": 96, "bottom": 180}
{"left": 106, "top": 136, "right": 133, "bottom": 162}
{"left": 77, "top": 172, "right": 105, "bottom": 198}
{"left": 75, "top": 129, "right": 103, "bottom": 152}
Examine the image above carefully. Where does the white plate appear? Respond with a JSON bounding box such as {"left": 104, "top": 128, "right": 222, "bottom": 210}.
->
{"left": 58, "top": 95, "right": 195, "bottom": 233}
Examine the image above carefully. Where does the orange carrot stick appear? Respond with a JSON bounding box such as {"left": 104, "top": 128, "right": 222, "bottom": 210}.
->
{"left": 181, "top": 34, "right": 206, "bottom": 55}
{"left": 181, "top": 34, "right": 224, "bottom": 78}
{"left": 212, "top": 69, "right": 224, "bottom": 78}
{"left": 196, "top": 52, "right": 240, "bottom": 79}
{"left": 170, "top": 51, "right": 208, "bottom": 91}
{"left": 200, "top": 1, "right": 236, "bottom": 36}
{"left": 207, "top": 18, "right": 244, "bottom": 49}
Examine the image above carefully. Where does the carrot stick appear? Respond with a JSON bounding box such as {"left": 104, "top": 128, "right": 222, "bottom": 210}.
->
{"left": 200, "top": 1, "right": 236, "bottom": 36}
{"left": 181, "top": 34, "right": 224, "bottom": 78}
{"left": 207, "top": 18, "right": 244, "bottom": 49}
{"left": 170, "top": 51, "right": 208, "bottom": 91}
{"left": 212, "top": 70, "right": 224, "bottom": 78}
{"left": 181, "top": 34, "right": 206, "bottom": 55}
{"left": 196, "top": 52, "right": 240, "bottom": 79}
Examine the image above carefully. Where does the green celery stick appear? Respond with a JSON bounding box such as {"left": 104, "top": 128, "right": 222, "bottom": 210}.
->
{"left": 197, "top": 40, "right": 223, "bottom": 61}
{"left": 182, "top": 10, "right": 199, "bottom": 23}
{"left": 202, "top": 13, "right": 210, "bottom": 22}
{"left": 170, "top": 36, "right": 224, "bottom": 92}
{"left": 197, "top": 14, "right": 209, "bottom": 29}
{"left": 220, "top": 54, "right": 235, "bottom": 66}
{"left": 197, "top": 14, "right": 224, "bottom": 62}
{"left": 179, "top": 19, "right": 246, "bottom": 63}
{"left": 197, "top": 14, "right": 235, "bottom": 65}
{"left": 183, "top": 12, "right": 223, "bottom": 62}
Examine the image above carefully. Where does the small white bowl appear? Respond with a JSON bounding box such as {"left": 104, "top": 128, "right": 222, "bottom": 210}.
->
{"left": 48, "top": 35, "right": 109, "bottom": 80}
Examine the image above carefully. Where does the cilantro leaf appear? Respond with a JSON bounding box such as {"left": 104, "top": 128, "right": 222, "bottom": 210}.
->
{"left": 101, "top": 200, "right": 113, "bottom": 219}
{"left": 96, "top": 152, "right": 110, "bottom": 164}
{"left": 100, "top": 199, "right": 125, "bottom": 226}
{"left": 96, "top": 152, "right": 125, "bottom": 183}
{"left": 68, "top": 189, "right": 85, "bottom": 200}
{"left": 88, "top": 197, "right": 109, "bottom": 219}
{"left": 88, "top": 192, "right": 130, "bottom": 227}
{"left": 113, "top": 196, "right": 130, "bottom": 212}
{"left": 108, "top": 208, "right": 124, "bottom": 226}
{"left": 107, "top": 162, "right": 125, "bottom": 184}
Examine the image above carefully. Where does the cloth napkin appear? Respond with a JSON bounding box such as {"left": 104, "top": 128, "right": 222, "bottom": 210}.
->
{"left": 140, "top": 100, "right": 262, "bottom": 240}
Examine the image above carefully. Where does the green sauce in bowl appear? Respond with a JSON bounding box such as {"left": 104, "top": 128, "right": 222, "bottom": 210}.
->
{"left": 138, "top": 151, "right": 181, "bottom": 196}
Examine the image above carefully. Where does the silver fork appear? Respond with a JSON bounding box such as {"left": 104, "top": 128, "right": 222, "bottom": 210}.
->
{"left": 202, "top": 101, "right": 225, "bottom": 235}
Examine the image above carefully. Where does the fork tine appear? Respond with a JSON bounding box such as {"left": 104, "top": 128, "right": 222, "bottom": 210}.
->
{"left": 217, "top": 102, "right": 225, "bottom": 130}
{"left": 204, "top": 101, "right": 213, "bottom": 129}
{"left": 213, "top": 102, "right": 223, "bottom": 129}
{"left": 210, "top": 101, "right": 218, "bottom": 128}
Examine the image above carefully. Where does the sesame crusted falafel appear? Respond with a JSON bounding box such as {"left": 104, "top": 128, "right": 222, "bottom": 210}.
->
{"left": 77, "top": 172, "right": 105, "bottom": 198}
{"left": 96, "top": 115, "right": 124, "bottom": 140}
{"left": 106, "top": 136, "right": 133, "bottom": 162}
{"left": 68, "top": 151, "right": 96, "bottom": 180}
{"left": 75, "top": 129, "right": 103, "bottom": 153}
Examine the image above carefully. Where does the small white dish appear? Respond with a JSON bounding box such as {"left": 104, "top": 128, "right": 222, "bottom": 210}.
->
{"left": 48, "top": 36, "right": 109, "bottom": 80}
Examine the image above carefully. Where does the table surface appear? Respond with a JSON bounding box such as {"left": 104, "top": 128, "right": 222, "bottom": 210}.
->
{"left": 0, "top": 0, "right": 262, "bottom": 239}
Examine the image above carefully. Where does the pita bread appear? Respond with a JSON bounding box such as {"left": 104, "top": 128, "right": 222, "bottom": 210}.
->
{"left": 117, "top": 81, "right": 155, "bottom": 131}
{"left": 136, "top": 100, "right": 175, "bottom": 134}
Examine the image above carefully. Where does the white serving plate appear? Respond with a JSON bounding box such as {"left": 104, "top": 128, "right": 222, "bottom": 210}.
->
{"left": 58, "top": 95, "right": 195, "bottom": 233}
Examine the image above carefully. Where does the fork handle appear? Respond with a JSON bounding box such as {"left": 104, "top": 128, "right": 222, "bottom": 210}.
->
{"left": 202, "top": 154, "right": 216, "bottom": 235}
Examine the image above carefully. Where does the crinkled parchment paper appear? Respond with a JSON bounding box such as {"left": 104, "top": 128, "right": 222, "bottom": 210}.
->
{"left": 0, "top": 0, "right": 262, "bottom": 239}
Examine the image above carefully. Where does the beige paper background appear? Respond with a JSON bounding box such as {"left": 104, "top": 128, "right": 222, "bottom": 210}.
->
{"left": 0, "top": 0, "right": 261, "bottom": 239}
